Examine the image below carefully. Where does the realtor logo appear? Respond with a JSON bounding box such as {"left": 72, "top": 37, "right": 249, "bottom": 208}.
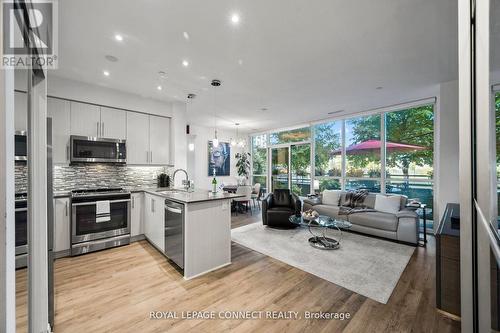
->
{"left": 2, "top": 0, "right": 58, "bottom": 69}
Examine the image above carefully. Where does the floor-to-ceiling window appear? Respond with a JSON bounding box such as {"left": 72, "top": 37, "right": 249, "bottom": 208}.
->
{"left": 251, "top": 134, "right": 268, "bottom": 194}
{"left": 385, "top": 105, "right": 434, "bottom": 225}
{"left": 313, "top": 121, "right": 342, "bottom": 192}
{"left": 251, "top": 104, "right": 434, "bottom": 225}
{"left": 345, "top": 115, "right": 382, "bottom": 192}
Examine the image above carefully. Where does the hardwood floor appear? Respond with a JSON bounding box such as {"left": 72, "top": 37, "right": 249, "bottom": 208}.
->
{"left": 15, "top": 211, "right": 460, "bottom": 332}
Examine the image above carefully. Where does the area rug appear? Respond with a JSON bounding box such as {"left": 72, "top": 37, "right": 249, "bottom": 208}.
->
{"left": 231, "top": 223, "right": 415, "bottom": 304}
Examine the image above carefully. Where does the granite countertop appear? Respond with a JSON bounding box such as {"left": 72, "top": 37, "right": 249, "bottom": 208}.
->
{"left": 52, "top": 187, "right": 245, "bottom": 204}
{"left": 143, "top": 188, "right": 245, "bottom": 204}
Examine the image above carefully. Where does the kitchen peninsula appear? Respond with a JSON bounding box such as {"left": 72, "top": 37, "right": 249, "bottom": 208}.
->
{"left": 142, "top": 188, "right": 244, "bottom": 279}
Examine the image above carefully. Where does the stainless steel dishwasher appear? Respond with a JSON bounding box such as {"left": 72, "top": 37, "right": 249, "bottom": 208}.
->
{"left": 164, "top": 200, "right": 184, "bottom": 269}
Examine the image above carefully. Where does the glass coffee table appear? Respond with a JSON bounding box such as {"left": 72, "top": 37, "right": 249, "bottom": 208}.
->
{"left": 289, "top": 215, "right": 352, "bottom": 250}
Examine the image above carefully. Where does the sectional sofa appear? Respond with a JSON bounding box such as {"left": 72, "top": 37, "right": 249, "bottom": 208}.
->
{"left": 302, "top": 190, "right": 420, "bottom": 245}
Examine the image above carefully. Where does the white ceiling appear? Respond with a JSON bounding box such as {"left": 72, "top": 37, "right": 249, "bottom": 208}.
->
{"left": 54, "top": 0, "right": 458, "bottom": 132}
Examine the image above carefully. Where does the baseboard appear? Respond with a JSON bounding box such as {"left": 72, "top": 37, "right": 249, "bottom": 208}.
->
{"left": 183, "top": 261, "right": 231, "bottom": 280}
{"left": 130, "top": 234, "right": 146, "bottom": 242}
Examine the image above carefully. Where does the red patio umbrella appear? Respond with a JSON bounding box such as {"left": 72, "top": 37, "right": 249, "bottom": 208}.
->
{"left": 331, "top": 139, "right": 427, "bottom": 155}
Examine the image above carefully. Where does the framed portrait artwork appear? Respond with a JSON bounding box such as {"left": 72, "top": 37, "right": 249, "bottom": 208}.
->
{"left": 208, "top": 141, "right": 231, "bottom": 176}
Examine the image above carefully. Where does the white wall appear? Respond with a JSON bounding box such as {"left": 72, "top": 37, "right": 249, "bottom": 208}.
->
{"left": 171, "top": 102, "right": 187, "bottom": 187}
{"left": 436, "top": 80, "right": 460, "bottom": 222}
{"left": 15, "top": 73, "right": 173, "bottom": 118}
{"left": 188, "top": 125, "right": 248, "bottom": 190}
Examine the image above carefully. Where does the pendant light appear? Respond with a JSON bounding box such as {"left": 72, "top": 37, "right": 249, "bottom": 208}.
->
{"left": 230, "top": 123, "right": 239, "bottom": 147}
{"left": 187, "top": 93, "right": 196, "bottom": 151}
{"left": 211, "top": 79, "right": 221, "bottom": 148}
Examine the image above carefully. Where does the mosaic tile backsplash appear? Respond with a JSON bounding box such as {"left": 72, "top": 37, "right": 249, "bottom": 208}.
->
{"left": 15, "top": 164, "right": 173, "bottom": 193}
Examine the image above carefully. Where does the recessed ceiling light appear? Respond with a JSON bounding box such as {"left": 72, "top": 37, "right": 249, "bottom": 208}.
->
{"left": 114, "top": 34, "right": 123, "bottom": 41}
{"left": 105, "top": 55, "right": 118, "bottom": 62}
{"left": 231, "top": 13, "right": 240, "bottom": 24}
{"left": 183, "top": 32, "right": 190, "bottom": 40}
{"left": 103, "top": 70, "right": 110, "bottom": 76}
{"left": 157, "top": 85, "right": 162, "bottom": 91}
{"left": 182, "top": 60, "right": 189, "bottom": 67}
{"left": 238, "top": 59, "right": 243, "bottom": 65}
{"left": 376, "top": 86, "right": 383, "bottom": 90}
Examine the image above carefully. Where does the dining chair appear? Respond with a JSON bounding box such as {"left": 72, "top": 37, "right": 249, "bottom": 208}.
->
{"left": 251, "top": 183, "right": 261, "bottom": 210}
{"left": 233, "top": 185, "right": 253, "bottom": 215}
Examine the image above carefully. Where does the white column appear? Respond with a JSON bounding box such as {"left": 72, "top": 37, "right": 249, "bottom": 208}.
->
{"left": 0, "top": 67, "right": 16, "bottom": 332}
{"left": 27, "top": 71, "right": 49, "bottom": 332}
{"left": 458, "top": 0, "right": 474, "bottom": 331}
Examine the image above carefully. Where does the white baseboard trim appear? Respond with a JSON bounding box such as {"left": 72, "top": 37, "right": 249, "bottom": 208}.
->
{"left": 130, "top": 234, "right": 145, "bottom": 242}
{"left": 183, "top": 261, "right": 232, "bottom": 280}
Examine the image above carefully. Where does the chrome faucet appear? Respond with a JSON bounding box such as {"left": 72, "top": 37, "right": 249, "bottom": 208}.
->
{"left": 172, "top": 169, "right": 190, "bottom": 190}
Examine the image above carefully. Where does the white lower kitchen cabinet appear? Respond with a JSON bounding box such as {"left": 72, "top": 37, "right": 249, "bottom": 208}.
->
{"left": 54, "top": 198, "right": 70, "bottom": 253}
{"left": 48, "top": 97, "right": 71, "bottom": 164}
{"left": 130, "top": 193, "right": 143, "bottom": 237}
{"left": 144, "top": 193, "right": 164, "bottom": 252}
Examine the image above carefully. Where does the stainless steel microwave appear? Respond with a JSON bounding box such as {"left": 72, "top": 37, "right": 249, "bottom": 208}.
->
{"left": 70, "top": 136, "right": 126, "bottom": 163}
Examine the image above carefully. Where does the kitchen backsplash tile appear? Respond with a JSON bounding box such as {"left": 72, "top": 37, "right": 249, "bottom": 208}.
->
{"left": 15, "top": 164, "right": 172, "bottom": 193}
{"left": 15, "top": 164, "right": 27, "bottom": 193}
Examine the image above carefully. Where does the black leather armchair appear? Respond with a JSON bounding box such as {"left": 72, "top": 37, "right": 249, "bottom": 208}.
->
{"left": 262, "top": 189, "right": 301, "bottom": 228}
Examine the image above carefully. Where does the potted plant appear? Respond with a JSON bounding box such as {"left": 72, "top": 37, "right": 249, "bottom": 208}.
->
{"left": 235, "top": 152, "right": 251, "bottom": 185}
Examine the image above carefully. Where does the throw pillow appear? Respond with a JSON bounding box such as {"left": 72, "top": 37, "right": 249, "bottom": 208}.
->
{"left": 374, "top": 195, "right": 401, "bottom": 214}
{"left": 322, "top": 190, "right": 341, "bottom": 206}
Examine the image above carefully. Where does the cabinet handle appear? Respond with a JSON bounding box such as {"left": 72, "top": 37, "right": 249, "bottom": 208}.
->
{"left": 152, "top": 198, "right": 155, "bottom": 213}
{"left": 150, "top": 151, "right": 153, "bottom": 164}
{"left": 132, "top": 196, "right": 135, "bottom": 209}
{"left": 65, "top": 201, "right": 68, "bottom": 216}
{"left": 101, "top": 122, "right": 104, "bottom": 137}
{"left": 97, "top": 122, "right": 100, "bottom": 137}
{"left": 66, "top": 145, "right": 69, "bottom": 161}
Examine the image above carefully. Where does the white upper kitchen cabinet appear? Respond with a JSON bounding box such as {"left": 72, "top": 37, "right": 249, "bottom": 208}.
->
{"left": 14, "top": 91, "right": 27, "bottom": 132}
{"left": 70, "top": 101, "right": 101, "bottom": 137}
{"left": 126, "top": 112, "right": 149, "bottom": 164}
{"left": 47, "top": 97, "right": 71, "bottom": 164}
{"left": 149, "top": 115, "right": 171, "bottom": 165}
{"left": 100, "top": 107, "right": 126, "bottom": 139}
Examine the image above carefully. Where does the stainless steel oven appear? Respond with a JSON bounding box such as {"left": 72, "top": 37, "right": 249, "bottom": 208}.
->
{"left": 71, "top": 188, "right": 130, "bottom": 255}
{"left": 70, "top": 135, "right": 126, "bottom": 163}
{"left": 15, "top": 193, "right": 28, "bottom": 268}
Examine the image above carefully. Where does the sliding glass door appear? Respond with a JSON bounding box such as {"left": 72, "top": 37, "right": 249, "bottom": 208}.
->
{"left": 271, "top": 147, "right": 289, "bottom": 191}
{"left": 270, "top": 144, "right": 311, "bottom": 196}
